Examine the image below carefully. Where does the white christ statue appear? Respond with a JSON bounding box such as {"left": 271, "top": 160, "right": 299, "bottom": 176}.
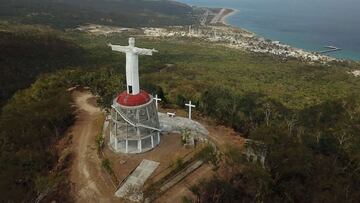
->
{"left": 108, "top": 37, "right": 158, "bottom": 95}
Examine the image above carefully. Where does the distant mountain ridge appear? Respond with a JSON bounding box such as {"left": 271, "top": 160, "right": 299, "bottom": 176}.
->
{"left": 0, "top": 0, "right": 195, "bottom": 28}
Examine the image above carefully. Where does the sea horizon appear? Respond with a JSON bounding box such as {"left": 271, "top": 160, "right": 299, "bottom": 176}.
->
{"left": 178, "top": 0, "right": 360, "bottom": 61}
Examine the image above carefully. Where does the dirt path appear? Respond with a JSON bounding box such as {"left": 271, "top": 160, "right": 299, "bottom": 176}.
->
{"left": 69, "top": 91, "right": 119, "bottom": 203}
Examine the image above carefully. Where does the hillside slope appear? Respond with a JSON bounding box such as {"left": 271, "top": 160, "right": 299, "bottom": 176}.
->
{"left": 0, "top": 23, "right": 84, "bottom": 105}
{"left": 0, "top": 0, "right": 195, "bottom": 28}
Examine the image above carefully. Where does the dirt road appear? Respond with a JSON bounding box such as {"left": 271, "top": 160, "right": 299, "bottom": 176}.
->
{"left": 69, "top": 91, "right": 119, "bottom": 203}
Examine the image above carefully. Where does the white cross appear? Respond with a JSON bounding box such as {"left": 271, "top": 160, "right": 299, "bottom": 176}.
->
{"left": 154, "top": 94, "right": 162, "bottom": 109}
{"left": 185, "top": 101, "right": 196, "bottom": 120}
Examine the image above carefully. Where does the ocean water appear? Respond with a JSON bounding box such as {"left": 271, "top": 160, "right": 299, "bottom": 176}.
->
{"left": 177, "top": 0, "right": 360, "bottom": 60}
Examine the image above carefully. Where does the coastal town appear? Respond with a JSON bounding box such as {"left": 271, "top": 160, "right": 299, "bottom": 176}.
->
{"left": 142, "top": 25, "right": 336, "bottom": 63}
{"left": 75, "top": 7, "right": 338, "bottom": 63}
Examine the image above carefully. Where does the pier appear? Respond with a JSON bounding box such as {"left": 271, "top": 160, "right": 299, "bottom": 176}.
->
{"left": 317, "top": 46, "right": 342, "bottom": 54}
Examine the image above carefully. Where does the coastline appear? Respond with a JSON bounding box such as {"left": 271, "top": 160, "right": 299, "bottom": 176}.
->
{"left": 207, "top": 7, "right": 341, "bottom": 62}
{"left": 178, "top": 0, "right": 360, "bottom": 61}
{"left": 209, "top": 8, "right": 237, "bottom": 25}
{"left": 219, "top": 8, "right": 238, "bottom": 25}
{"left": 204, "top": 6, "right": 357, "bottom": 61}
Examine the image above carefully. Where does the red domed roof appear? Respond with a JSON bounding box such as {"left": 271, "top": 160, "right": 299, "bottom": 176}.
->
{"left": 116, "top": 90, "right": 151, "bottom": 106}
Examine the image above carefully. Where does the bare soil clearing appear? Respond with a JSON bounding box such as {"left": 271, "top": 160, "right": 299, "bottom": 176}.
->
{"left": 150, "top": 107, "right": 245, "bottom": 202}
{"left": 103, "top": 133, "right": 197, "bottom": 185}
{"left": 69, "top": 91, "right": 119, "bottom": 203}
{"left": 160, "top": 107, "right": 245, "bottom": 150}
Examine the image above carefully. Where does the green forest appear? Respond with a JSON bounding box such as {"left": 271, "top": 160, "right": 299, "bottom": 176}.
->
{"left": 0, "top": 0, "right": 195, "bottom": 29}
{"left": 1, "top": 19, "right": 360, "bottom": 202}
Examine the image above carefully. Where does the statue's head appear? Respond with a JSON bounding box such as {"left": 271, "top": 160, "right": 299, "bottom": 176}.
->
{"left": 129, "top": 37, "right": 135, "bottom": 47}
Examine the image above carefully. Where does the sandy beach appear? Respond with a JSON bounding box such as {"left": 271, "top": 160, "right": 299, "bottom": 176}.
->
{"left": 210, "top": 8, "right": 236, "bottom": 25}
{"left": 219, "top": 8, "right": 238, "bottom": 25}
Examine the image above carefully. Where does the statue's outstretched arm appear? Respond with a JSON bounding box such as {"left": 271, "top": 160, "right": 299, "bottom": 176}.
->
{"left": 133, "top": 47, "right": 158, "bottom": 55}
{"left": 108, "top": 43, "right": 130, "bottom": 53}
